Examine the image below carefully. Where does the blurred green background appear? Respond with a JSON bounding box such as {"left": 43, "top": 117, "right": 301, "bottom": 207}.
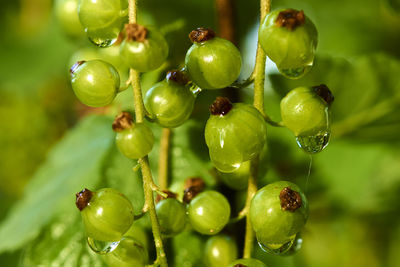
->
{"left": 1, "top": 0, "right": 400, "bottom": 266}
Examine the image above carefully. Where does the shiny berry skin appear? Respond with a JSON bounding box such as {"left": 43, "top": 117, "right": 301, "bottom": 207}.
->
{"left": 115, "top": 123, "right": 154, "bottom": 159}
{"left": 280, "top": 85, "right": 333, "bottom": 137}
{"left": 76, "top": 188, "right": 134, "bottom": 242}
{"left": 187, "top": 190, "right": 230, "bottom": 235}
{"left": 78, "top": 0, "right": 128, "bottom": 47}
{"left": 156, "top": 198, "right": 187, "bottom": 237}
{"left": 205, "top": 97, "right": 267, "bottom": 173}
{"left": 204, "top": 235, "right": 238, "bottom": 267}
{"left": 249, "top": 181, "right": 308, "bottom": 246}
{"left": 120, "top": 24, "right": 168, "bottom": 72}
{"left": 219, "top": 160, "right": 250, "bottom": 190}
{"left": 55, "top": 0, "right": 84, "bottom": 38}
{"left": 259, "top": 9, "right": 318, "bottom": 79}
{"left": 185, "top": 28, "right": 241, "bottom": 89}
{"left": 103, "top": 236, "right": 148, "bottom": 267}
{"left": 229, "top": 258, "right": 267, "bottom": 267}
{"left": 70, "top": 60, "right": 120, "bottom": 107}
{"left": 144, "top": 71, "right": 195, "bottom": 128}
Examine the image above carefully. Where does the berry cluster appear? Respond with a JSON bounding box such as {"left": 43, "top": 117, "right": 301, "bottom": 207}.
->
{"left": 57, "top": 0, "right": 335, "bottom": 266}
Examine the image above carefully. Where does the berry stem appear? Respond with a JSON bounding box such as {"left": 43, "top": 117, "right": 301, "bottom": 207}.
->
{"left": 158, "top": 128, "right": 172, "bottom": 190}
{"left": 128, "top": 0, "right": 168, "bottom": 266}
{"left": 243, "top": 0, "right": 271, "bottom": 259}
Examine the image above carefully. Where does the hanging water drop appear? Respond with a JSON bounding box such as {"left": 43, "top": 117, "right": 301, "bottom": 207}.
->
{"left": 257, "top": 236, "right": 295, "bottom": 255}
{"left": 86, "top": 28, "right": 119, "bottom": 48}
{"left": 296, "top": 131, "right": 330, "bottom": 154}
{"left": 283, "top": 233, "right": 303, "bottom": 256}
{"left": 278, "top": 62, "right": 313, "bottom": 79}
{"left": 87, "top": 237, "right": 120, "bottom": 254}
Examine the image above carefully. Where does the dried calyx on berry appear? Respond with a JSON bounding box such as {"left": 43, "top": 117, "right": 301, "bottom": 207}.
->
{"left": 279, "top": 187, "right": 302, "bottom": 212}
{"left": 183, "top": 177, "right": 205, "bottom": 203}
{"left": 75, "top": 188, "right": 93, "bottom": 211}
{"left": 209, "top": 97, "right": 233, "bottom": 116}
{"left": 125, "top": 23, "right": 148, "bottom": 42}
{"left": 155, "top": 190, "right": 178, "bottom": 203}
{"left": 275, "top": 9, "right": 305, "bottom": 30}
{"left": 313, "top": 84, "right": 334, "bottom": 106}
{"left": 166, "top": 70, "right": 190, "bottom": 85}
{"left": 112, "top": 112, "right": 134, "bottom": 132}
{"left": 189, "top": 27, "right": 216, "bottom": 43}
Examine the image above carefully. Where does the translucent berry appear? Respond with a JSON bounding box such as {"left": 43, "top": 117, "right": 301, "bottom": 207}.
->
{"left": 120, "top": 24, "right": 169, "bottom": 72}
{"left": 76, "top": 188, "right": 134, "bottom": 242}
{"left": 185, "top": 28, "right": 242, "bottom": 89}
{"left": 112, "top": 112, "right": 154, "bottom": 159}
{"left": 103, "top": 236, "right": 148, "bottom": 267}
{"left": 205, "top": 97, "right": 267, "bottom": 173}
{"left": 70, "top": 60, "right": 120, "bottom": 107}
{"left": 156, "top": 198, "right": 187, "bottom": 237}
{"left": 205, "top": 235, "right": 238, "bottom": 267}
{"left": 78, "top": 0, "right": 128, "bottom": 47}
{"left": 144, "top": 70, "right": 195, "bottom": 128}
{"left": 55, "top": 0, "right": 85, "bottom": 38}
{"left": 280, "top": 85, "right": 333, "bottom": 153}
{"left": 259, "top": 9, "right": 318, "bottom": 79}
{"left": 187, "top": 190, "right": 230, "bottom": 235}
{"left": 249, "top": 181, "right": 308, "bottom": 252}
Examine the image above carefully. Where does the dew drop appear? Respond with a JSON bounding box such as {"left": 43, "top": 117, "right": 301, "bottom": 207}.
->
{"left": 257, "top": 237, "right": 295, "bottom": 255}
{"left": 296, "top": 131, "right": 330, "bottom": 154}
{"left": 87, "top": 237, "right": 120, "bottom": 254}
{"left": 284, "top": 233, "right": 303, "bottom": 256}
{"left": 87, "top": 35, "right": 117, "bottom": 48}
{"left": 85, "top": 28, "right": 119, "bottom": 48}
{"left": 278, "top": 65, "right": 312, "bottom": 79}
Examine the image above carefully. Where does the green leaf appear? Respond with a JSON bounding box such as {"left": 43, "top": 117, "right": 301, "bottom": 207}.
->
{"left": 0, "top": 115, "right": 114, "bottom": 252}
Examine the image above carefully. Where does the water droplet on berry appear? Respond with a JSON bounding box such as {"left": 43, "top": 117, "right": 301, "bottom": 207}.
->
{"left": 283, "top": 233, "right": 303, "bottom": 256}
{"left": 257, "top": 236, "right": 295, "bottom": 255}
{"left": 278, "top": 65, "right": 312, "bottom": 79}
{"left": 296, "top": 131, "right": 330, "bottom": 154}
{"left": 87, "top": 237, "right": 120, "bottom": 254}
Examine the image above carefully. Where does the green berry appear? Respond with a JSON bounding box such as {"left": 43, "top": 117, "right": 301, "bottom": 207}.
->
{"left": 259, "top": 9, "right": 318, "bottom": 79}
{"left": 249, "top": 181, "right": 308, "bottom": 246}
{"left": 103, "top": 236, "right": 148, "bottom": 267}
{"left": 280, "top": 85, "right": 333, "bottom": 137}
{"left": 185, "top": 28, "right": 241, "bottom": 89}
{"left": 76, "top": 188, "right": 134, "bottom": 242}
{"left": 144, "top": 70, "right": 195, "bottom": 128}
{"left": 205, "top": 235, "right": 238, "bottom": 267}
{"left": 187, "top": 190, "right": 230, "bottom": 235}
{"left": 219, "top": 160, "right": 250, "bottom": 190}
{"left": 70, "top": 60, "right": 120, "bottom": 107}
{"left": 113, "top": 112, "right": 154, "bottom": 159}
{"left": 229, "top": 258, "right": 267, "bottom": 267}
{"left": 205, "top": 97, "right": 267, "bottom": 173}
{"left": 120, "top": 24, "right": 169, "bottom": 72}
{"left": 78, "top": 0, "right": 128, "bottom": 47}
{"left": 55, "top": 0, "right": 84, "bottom": 38}
{"left": 156, "top": 198, "right": 187, "bottom": 237}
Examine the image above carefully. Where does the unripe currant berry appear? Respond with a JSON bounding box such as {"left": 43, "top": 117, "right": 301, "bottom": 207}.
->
{"left": 55, "top": 0, "right": 84, "bottom": 38}
{"left": 249, "top": 181, "right": 308, "bottom": 248}
{"left": 204, "top": 235, "right": 238, "bottom": 267}
{"left": 156, "top": 197, "right": 187, "bottom": 237}
{"left": 205, "top": 97, "right": 267, "bottom": 173}
{"left": 120, "top": 24, "right": 169, "bottom": 72}
{"left": 187, "top": 190, "right": 230, "bottom": 235}
{"left": 280, "top": 85, "right": 334, "bottom": 153}
{"left": 218, "top": 160, "right": 250, "bottom": 190}
{"left": 75, "top": 188, "right": 134, "bottom": 242}
{"left": 259, "top": 9, "right": 318, "bottom": 79}
{"left": 229, "top": 258, "right": 267, "bottom": 267}
{"left": 70, "top": 60, "right": 120, "bottom": 107}
{"left": 185, "top": 28, "right": 242, "bottom": 89}
{"left": 78, "top": 0, "right": 128, "bottom": 47}
{"left": 144, "top": 70, "right": 195, "bottom": 128}
{"left": 103, "top": 236, "right": 148, "bottom": 267}
{"left": 112, "top": 112, "right": 155, "bottom": 159}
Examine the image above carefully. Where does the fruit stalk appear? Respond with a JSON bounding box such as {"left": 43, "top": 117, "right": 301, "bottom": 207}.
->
{"left": 243, "top": 0, "right": 271, "bottom": 259}
{"left": 158, "top": 128, "right": 172, "bottom": 190}
{"left": 128, "top": 0, "right": 168, "bottom": 266}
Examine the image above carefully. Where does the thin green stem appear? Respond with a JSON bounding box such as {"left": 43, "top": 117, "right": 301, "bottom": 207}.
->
{"left": 158, "top": 128, "right": 172, "bottom": 190}
{"left": 243, "top": 0, "right": 271, "bottom": 259}
{"left": 128, "top": 1, "right": 168, "bottom": 266}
